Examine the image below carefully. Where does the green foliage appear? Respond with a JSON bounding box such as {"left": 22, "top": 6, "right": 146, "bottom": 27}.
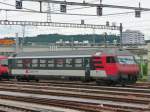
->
{"left": 138, "top": 62, "right": 148, "bottom": 81}
{"left": 22, "top": 34, "right": 119, "bottom": 44}
{"left": 142, "top": 63, "right": 148, "bottom": 76}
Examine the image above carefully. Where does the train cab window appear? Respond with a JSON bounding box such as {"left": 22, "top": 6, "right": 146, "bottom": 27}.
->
{"left": 0, "top": 59, "right": 8, "bottom": 66}
{"left": 56, "top": 59, "right": 64, "bottom": 67}
{"left": 106, "top": 56, "right": 116, "bottom": 63}
{"left": 65, "top": 58, "right": 73, "bottom": 67}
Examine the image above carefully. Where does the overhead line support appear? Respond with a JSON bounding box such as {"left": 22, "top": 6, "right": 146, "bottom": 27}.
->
{"left": 0, "top": 20, "right": 120, "bottom": 30}
{"left": 22, "top": 0, "right": 150, "bottom": 11}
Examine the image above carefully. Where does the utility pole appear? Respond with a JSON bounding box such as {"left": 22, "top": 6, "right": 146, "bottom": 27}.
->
{"left": 104, "top": 32, "right": 107, "bottom": 48}
{"left": 92, "top": 28, "right": 95, "bottom": 46}
{"left": 120, "top": 23, "right": 123, "bottom": 48}
{"left": 15, "top": 33, "right": 19, "bottom": 53}
{"left": 47, "top": 2, "right": 52, "bottom": 22}
{"left": 71, "top": 37, "right": 74, "bottom": 50}
{"left": 21, "top": 25, "right": 25, "bottom": 52}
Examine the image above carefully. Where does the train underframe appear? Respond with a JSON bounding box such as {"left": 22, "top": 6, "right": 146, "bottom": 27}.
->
{"left": 0, "top": 72, "right": 10, "bottom": 80}
{"left": 14, "top": 73, "right": 138, "bottom": 86}
{"left": 96, "top": 74, "right": 138, "bottom": 86}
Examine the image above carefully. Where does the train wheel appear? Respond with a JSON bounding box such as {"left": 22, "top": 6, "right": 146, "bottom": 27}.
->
{"left": 26, "top": 78, "right": 30, "bottom": 82}
{"left": 120, "top": 80, "right": 126, "bottom": 87}
{"left": 35, "top": 78, "right": 39, "bottom": 82}
{"left": 16, "top": 76, "right": 21, "bottom": 81}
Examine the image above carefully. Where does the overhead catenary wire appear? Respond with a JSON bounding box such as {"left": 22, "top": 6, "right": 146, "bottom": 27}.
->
{"left": 0, "top": 1, "right": 149, "bottom": 34}
{"left": 0, "top": 1, "right": 149, "bottom": 18}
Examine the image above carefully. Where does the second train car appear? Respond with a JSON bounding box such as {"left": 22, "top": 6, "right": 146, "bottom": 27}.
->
{"left": 8, "top": 48, "right": 140, "bottom": 85}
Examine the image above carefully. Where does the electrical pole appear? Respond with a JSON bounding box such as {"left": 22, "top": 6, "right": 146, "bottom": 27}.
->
{"left": 21, "top": 25, "right": 25, "bottom": 52}
{"left": 120, "top": 23, "right": 123, "bottom": 48}
{"left": 92, "top": 28, "right": 95, "bottom": 45}
{"left": 104, "top": 32, "right": 107, "bottom": 48}
{"left": 15, "top": 33, "right": 19, "bottom": 53}
{"left": 47, "top": 2, "right": 52, "bottom": 22}
{"left": 71, "top": 37, "right": 74, "bottom": 50}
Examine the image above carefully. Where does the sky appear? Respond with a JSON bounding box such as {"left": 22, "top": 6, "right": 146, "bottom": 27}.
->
{"left": 0, "top": 0, "right": 150, "bottom": 40}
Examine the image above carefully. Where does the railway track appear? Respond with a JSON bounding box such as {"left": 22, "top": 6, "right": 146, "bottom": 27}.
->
{"left": 0, "top": 85, "right": 149, "bottom": 105}
{"left": 0, "top": 80, "right": 149, "bottom": 112}
{"left": 2, "top": 80, "right": 150, "bottom": 94}
{"left": 0, "top": 103, "right": 39, "bottom": 112}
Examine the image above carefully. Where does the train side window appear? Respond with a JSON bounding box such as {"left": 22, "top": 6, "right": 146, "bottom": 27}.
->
{"left": 23, "top": 59, "right": 32, "bottom": 68}
{"left": 32, "top": 59, "right": 38, "bottom": 63}
{"left": 75, "top": 58, "right": 82, "bottom": 67}
{"left": 48, "top": 59, "right": 54, "bottom": 67}
{"left": 56, "top": 58, "right": 64, "bottom": 67}
{"left": 40, "top": 59, "right": 46, "bottom": 63}
{"left": 40, "top": 64, "right": 46, "bottom": 67}
{"left": 15, "top": 59, "right": 22, "bottom": 68}
{"left": 32, "top": 59, "right": 38, "bottom": 67}
{"left": 32, "top": 63, "right": 38, "bottom": 67}
{"left": 65, "top": 58, "right": 73, "bottom": 67}
{"left": 106, "top": 56, "right": 116, "bottom": 63}
{"left": 17, "top": 59, "right": 22, "bottom": 63}
{"left": 17, "top": 63, "right": 23, "bottom": 67}
{"left": 39, "top": 59, "right": 46, "bottom": 67}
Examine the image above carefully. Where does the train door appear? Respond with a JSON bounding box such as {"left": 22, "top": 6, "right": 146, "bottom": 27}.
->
{"left": 84, "top": 58, "right": 90, "bottom": 82}
{"left": 105, "top": 56, "right": 117, "bottom": 76}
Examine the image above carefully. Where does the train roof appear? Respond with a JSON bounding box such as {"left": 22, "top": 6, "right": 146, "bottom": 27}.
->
{"left": 9, "top": 48, "right": 133, "bottom": 59}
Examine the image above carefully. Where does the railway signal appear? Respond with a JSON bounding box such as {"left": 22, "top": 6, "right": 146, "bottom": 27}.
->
{"left": 135, "top": 10, "right": 141, "bottom": 18}
{"left": 22, "top": 0, "right": 150, "bottom": 18}
{"left": 60, "top": 4, "right": 67, "bottom": 13}
{"left": 16, "top": 0, "right": 22, "bottom": 9}
{"left": 135, "top": 2, "right": 141, "bottom": 18}
{"left": 97, "top": 6, "right": 103, "bottom": 16}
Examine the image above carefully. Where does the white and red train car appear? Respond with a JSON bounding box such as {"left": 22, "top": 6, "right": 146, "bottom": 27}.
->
{"left": 8, "top": 48, "right": 140, "bottom": 85}
{"left": 0, "top": 56, "right": 10, "bottom": 80}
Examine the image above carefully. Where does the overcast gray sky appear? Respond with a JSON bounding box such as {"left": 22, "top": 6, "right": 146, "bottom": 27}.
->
{"left": 0, "top": 0, "right": 150, "bottom": 40}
